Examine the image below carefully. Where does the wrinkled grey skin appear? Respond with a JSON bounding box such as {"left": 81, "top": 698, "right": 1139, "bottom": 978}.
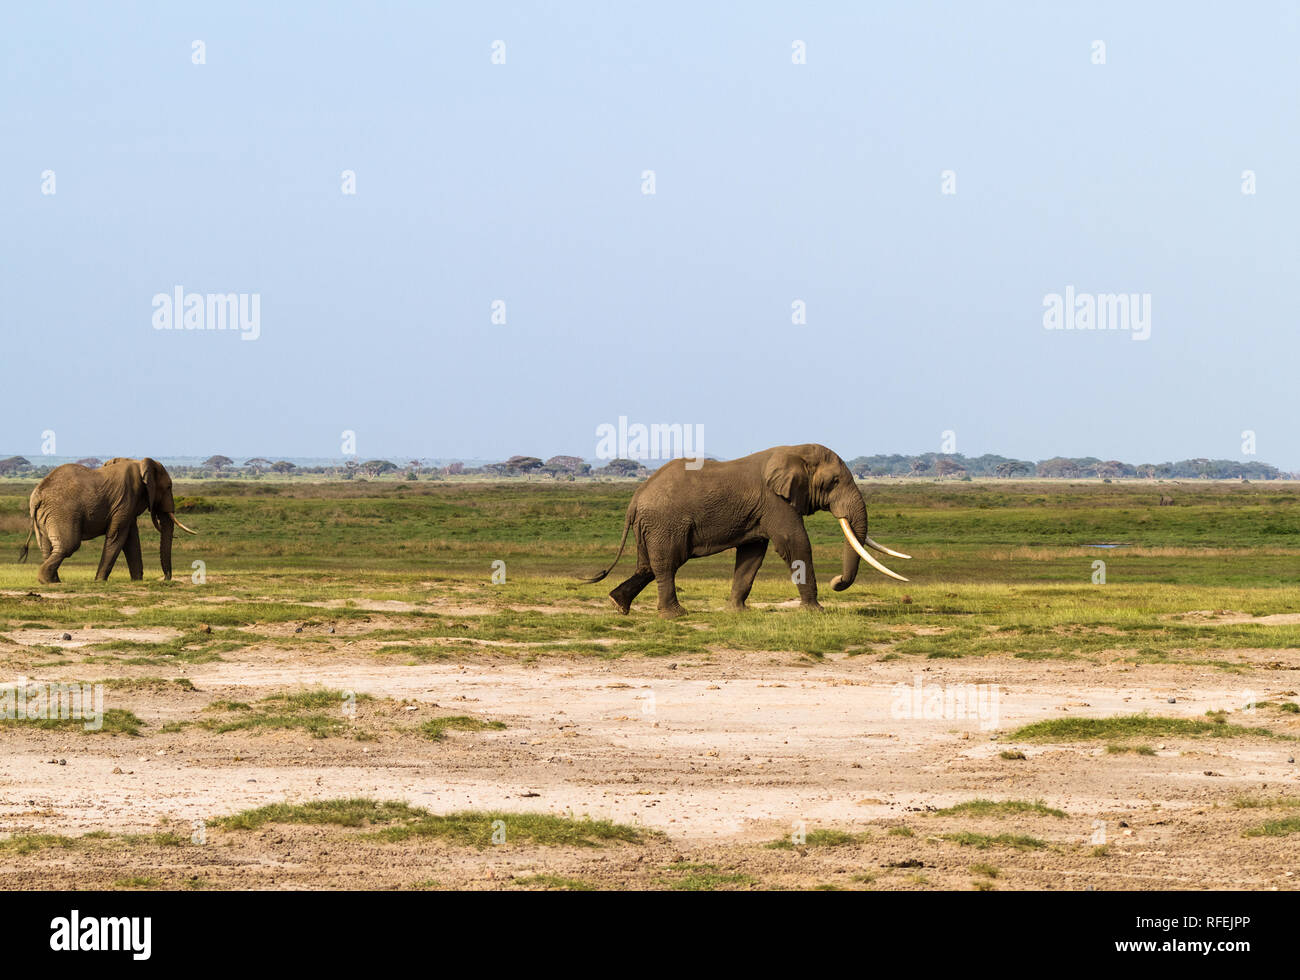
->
{"left": 18, "top": 458, "right": 180, "bottom": 584}
{"left": 586, "top": 444, "right": 876, "bottom": 618}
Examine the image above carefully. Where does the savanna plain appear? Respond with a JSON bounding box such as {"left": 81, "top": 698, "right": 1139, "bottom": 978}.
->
{"left": 0, "top": 477, "right": 1297, "bottom": 891}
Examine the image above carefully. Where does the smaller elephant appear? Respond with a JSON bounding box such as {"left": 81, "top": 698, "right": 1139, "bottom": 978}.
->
{"left": 18, "top": 458, "right": 198, "bottom": 584}
{"left": 1159, "top": 495, "right": 1174, "bottom": 506}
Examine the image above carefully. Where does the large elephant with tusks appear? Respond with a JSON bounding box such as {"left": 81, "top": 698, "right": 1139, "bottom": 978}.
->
{"left": 18, "top": 457, "right": 198, "bottom": 584}
{"left": 585, "top": 444, "right": 911, "bottom": 617}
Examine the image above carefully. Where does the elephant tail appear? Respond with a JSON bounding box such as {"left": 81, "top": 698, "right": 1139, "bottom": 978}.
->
{"left": 17, "top": 522, "right": 33, "bottom": 563}
{"left": 583, "top": 504, "right": 635, "bottom": 584}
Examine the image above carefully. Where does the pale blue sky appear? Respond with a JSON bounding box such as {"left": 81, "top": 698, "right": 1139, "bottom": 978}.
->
{"left": 3, "top": 2, "right": 1297, "bottom": 466}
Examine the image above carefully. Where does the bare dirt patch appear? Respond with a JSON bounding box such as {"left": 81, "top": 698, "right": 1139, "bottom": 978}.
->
{"left": 1172, "top": 610, "right": 1300, "bottom": 626}
{"left": 5, "top": 627, "right": 182, "bottom": 649}
{"left": 2, "top": 640, "right": 1298, "bottom": 889}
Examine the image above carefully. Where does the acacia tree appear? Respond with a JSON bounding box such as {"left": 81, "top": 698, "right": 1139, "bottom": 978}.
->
{"left": 545, "top": 455, "right": 587, "bottom": 474}
{"left": 204, "top": 455, "right": 234, "bottom": 470}
{"left": 600, "top": 459, "right": 645, "bottom": 478}
{"left": 505, "top": 456, "right": 544, "bottom": 474}
{"left": 935, "top": 457, "right": 963, "bottom": 479}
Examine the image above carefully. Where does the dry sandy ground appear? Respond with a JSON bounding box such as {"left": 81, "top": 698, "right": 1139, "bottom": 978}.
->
{"left": 1, "top": 635, "right": 1298, "bottom": 890}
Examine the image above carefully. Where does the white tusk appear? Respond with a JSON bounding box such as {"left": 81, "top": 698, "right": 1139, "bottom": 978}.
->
{"left": 862, "top": 534, "right": 911, "bottom": 560}
{"left": 168, "top": 513, "right": 199, "bottom": 535}
{"left": 839, "top": 518, "right": 908, "bottom": 582}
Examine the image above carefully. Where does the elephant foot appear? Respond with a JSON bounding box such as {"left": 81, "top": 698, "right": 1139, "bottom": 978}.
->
{"left": 608, "top": 594, "right": 631, "bottom": 615}
{"left": 800, "top": 600, "right": 824, "bottom": 612}
{"left": 725, "top": 600, "right": 748, "bottom": 612}
{"left": 658, "top": 603, "right": 688, "bottom": 619}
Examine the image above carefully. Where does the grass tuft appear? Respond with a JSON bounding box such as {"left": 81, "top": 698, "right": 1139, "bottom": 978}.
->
{"left": 933, "top": 799, "right": 1065, "bottom": 818}
{"left": 1009, "top": 715, "right": 1287, "bottom": 742}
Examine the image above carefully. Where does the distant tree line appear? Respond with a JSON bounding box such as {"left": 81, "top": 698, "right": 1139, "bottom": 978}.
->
{"left": 844, "top": 453, "right": 1289, "bottom": 481}
{"left": 0, "top": 452, "right": 1291, "bottom": 481}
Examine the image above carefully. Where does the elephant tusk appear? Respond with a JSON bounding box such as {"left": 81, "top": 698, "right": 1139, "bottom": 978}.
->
{"left": 168, "top": 513, "right": 199, "bottom": 535}
{"left": 838, "top": 518, "right": 908, "bottom": 582}
{"left": 862, "top": 534, "right": 911, "bottom": 560}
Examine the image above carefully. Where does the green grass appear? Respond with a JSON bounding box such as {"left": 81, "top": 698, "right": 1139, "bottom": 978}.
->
{"left": 658, "top": 863, "right": 756, "bottom": 891}
{"left": 372, "top": 812, "right": 649, "bottom": 848}
{"left": 61, "top": 676, "right": 198, "bottom": 692}
{"left": 3, "top": 478, "right": 1300, "bottom": 672}
{"left": 1242, "top": 816, "right": 1300, "bottom": 838}
{"left": 1008, "top": 715, "right": 1288, "bottom": 742}
{"left": 1234, "top": 796, "right": 1300, "bottom": 809}
{"left": 372, "top": 644, "right": 455, "bottom": 661}
{"left": 420, "top": 716, "right": 506, "bottom": 740}
{"left": 119, "top": 831, "right": 191, "bottom": 847}
{"left": 211, "top": 799, "right": 426, "bottom": 830}
{"left": 511, "top": 874, "right": 596, "bottom": 891}
{"left": 941, "top": 832, "right": 1048, "bottom": 850}
{"left": 933, "top": 799, "right": 1065, "bottom": 818}
{"left": 200, "top": 688, "right": 369, "bottom": 738}
{"left": 765, "top": 828, "right": 862, "bottom": 849}
{"left": 0, "top": 709, "right": 144, "bottom": 736}
{"left": 0, "top": 834, "right": 78, "bottom": 855}
{"left": 111, "top": 876, "right": 161, "bottom": 889}
{"left": 209, "top": 797, "right": 649, "bottom": 848}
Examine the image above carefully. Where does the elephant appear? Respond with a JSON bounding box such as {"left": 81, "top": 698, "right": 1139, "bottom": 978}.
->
{"left": 17, "top": 457, "right": 198, "bottom": 584}
{"left": 585, "top": 443, "right": 911, "bottom": 617}
{"left": 1159, "top": 495, "right": 1174, "bottom": 506}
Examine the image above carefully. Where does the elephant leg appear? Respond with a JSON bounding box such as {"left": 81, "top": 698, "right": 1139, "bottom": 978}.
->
{"left": 95, "top": 524, "right": 132, "bottom": 581}
{"left": 36, "top": 526, "right": 78, "bottom": 585}
{"left": 653, "top": 566, "right": 687, "bottom": 618}
{"left": 728, "top": 539, "right": 769, "bottom": 611}
{"left": 610, "top": 570, "right": 654, "bottom": 614}
{"left": 609, "top": 534, "right": 654, "bottom": 614}
{"left": 765, "top": 512, "right": 821, "bottom": 610}
{"left": 646, "top": 531, "right": 690, "bottom": 618}
{"left": 649, "top": 552, "right": 691, "bottom": 617}
{"left": 123, "top": 523, "right": 144, "bottom": 581}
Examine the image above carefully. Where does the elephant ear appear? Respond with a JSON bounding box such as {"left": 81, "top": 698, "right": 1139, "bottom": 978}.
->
{"left": 138, "top": 458, "right": 161, "bottom": 512}
{"left": 763, "top": 451, "right": 811, "bottom": 514}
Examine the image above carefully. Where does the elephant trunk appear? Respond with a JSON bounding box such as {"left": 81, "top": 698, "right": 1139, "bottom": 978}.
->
{"left": 158, "top": 513, "right": 174, "bottom": 581}
{"left": 829, "top": 493, "right": 870, "bottom": 591}
{"left": 828, "top": 484, "right": 909, "bottom": 586}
